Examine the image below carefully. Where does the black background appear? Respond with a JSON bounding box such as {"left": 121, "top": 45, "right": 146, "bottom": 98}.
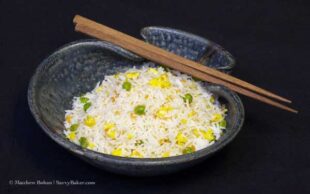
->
{"left": 1, "top": 0, "right": 310, "bottom": 193}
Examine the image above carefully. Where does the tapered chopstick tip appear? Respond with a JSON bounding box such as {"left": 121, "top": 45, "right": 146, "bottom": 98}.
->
{"left": 280, "top": 97, "right": 292, "bottom": 104}
{"left": 292, "top": 109, "right": 298, "bottom": 114}
{"left": 285, "top": 107, "right": 298, "bottom": 114}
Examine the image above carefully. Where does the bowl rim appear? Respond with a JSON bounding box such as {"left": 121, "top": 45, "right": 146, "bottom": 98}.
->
{"left": 27, "top": 39, "right": 244, "bottom": 166}
{"left": 140, "top": 26, "right": 236, "bottom": 70}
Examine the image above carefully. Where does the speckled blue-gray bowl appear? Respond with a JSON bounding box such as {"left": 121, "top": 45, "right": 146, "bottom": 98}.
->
{"left": 28, "top": 28, "right": 244, "bottom": 176}
{"left": 141, "top": 26, "right": 236, "bottom": 73}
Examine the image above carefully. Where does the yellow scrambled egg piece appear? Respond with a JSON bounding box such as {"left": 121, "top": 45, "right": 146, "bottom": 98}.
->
{"left": 211, "top": 113, "right": 223, "bottom": 122}
{"left": 127, "top": 133, "right": 134, "bottom": 140}
{"left": 180, "top": 119, "right": 187, "bottom": 124}
{"left": 130, "top": 150, "right": 143, "bottom": 158}
{"left": 111, "top": 148, "right": 122, "bottom": 156}
{"left": 176, "top": 132, "right": 188, "bottom": 145}
{"left": 192, "top": 129, "right": 200, "bottom": 137}
{"left": 106, "top": 129, "right": 116, "bottom": 139}
{"left": 103, "top": 122, "right": 115, "bottom": 131}
{"left": 188, "top": 110, "right": 197, "bottom": 117}
{"left": 84, "top": 115, "right": 96, "bottom": 127}
{"left": 162, "top": 152, "right": 170, "bottom": 157}
{"left": 67, "top": 132, "right": 76, "bottom": 140}
{"left": 130, "top": 112, "right": 137, "bottom": 120}
{"left": 200, "top": 128, "right": 215, "bottom": 141}
{"left": 149, "top": 74, "right": 171, "bottom": 88}
{"left": 65, "top": 115, "right": 72, "bottom": 123}
{"left": 147, "top": 68, "right": 159, "bottom": 75}
{"left": 155, "top": 105, "right": 173, "bottom": 119}
{"left": 103, "top": 122, "right": 117, "bottom": 139}
{"left": 95, "top": 86, "right": 103, "bottom": 93}
{"left": 88, "top": 142, "right": 96, "bottom": 149}
{"left": 126, "top": 72, "right": 140, "bottom": 79}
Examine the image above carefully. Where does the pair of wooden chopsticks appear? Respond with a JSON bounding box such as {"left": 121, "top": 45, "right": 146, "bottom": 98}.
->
{"left": 73, "top": 15, "right": 297, "bottom": 113}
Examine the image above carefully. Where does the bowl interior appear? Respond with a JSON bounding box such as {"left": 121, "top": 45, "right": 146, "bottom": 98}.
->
{"left": 30, "top": 40, "right": 144, "bottom": 135}
{"left": 28, "top": 40, "right": 244, "bottom": 165}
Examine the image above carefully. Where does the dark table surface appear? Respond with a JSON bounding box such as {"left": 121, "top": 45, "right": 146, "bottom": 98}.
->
{"left": 1, "top": 0, "right": 309, "bottom": 193}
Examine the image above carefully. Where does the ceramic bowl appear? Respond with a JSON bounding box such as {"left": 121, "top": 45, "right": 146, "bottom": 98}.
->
{"left": 28, "top": 28, "right": 244, "bottom": 176}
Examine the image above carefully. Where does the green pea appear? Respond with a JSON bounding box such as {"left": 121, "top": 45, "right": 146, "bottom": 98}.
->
{"left": 160, "top": 65, "right": 170, "bottom": 72}
{"left": 219, "top": 119, "right": 227, "bottom": 128}
{"left": 79, "top": 137, "right": 89, "bottom": 148}
{"left": 135, "top": 140, "right": 144, "bottom": 146}
{"left": 122, "top": 81, "right": 132, "bottom": 91}
{"left": 183, "top": 93, "right": 193, "bottom": 104}
{"left": 69, "top": 124, "right": 79, "bottom": 132}
{"left": 134, "top": 105, "right": 146, "bottom": 115}
{"left": 182, "top": 146, "right": 195, "bottom": 154}
{"left": 83, "top": 102, "right": 92, "bottom": 112}
{"left": 80, "top": 96, "right": 89, "bottom": 103}
{"left": 193, "top": 77, "right": 202, "bottom": 81}
{"left": 210, "top": 95, "right": 215, "bottom": 103}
